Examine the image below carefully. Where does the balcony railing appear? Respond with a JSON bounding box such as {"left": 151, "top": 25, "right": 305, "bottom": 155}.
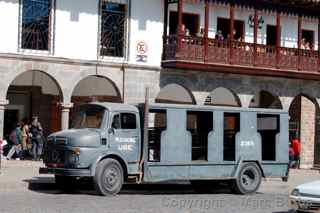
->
{"left": 162, "top": 35, "right": 320, "bottom": 75}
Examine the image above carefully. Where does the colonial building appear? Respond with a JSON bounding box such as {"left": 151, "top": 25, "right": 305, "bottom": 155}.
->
{"left": 0, "top": 0, "right": 320, "bottom": 168}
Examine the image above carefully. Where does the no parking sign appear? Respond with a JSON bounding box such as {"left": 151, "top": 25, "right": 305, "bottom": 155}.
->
{"left": 136, "top": 41, "right": 148, "bottom": 62}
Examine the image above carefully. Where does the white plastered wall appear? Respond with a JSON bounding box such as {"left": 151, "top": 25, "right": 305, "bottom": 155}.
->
{"left": 129, "top": 0, "right": 164, "bottom": 67}
{"left": 0, "top": 0, "right": 19, "bottom": 53}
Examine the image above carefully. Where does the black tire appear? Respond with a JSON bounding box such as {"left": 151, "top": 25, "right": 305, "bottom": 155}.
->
{"left": 232, "top": 162, "right": 262, "bottom": 195}
{"left": 55, "top": 175, "right": 77, "bottom": 191}
{"left": 94, "top": 158, "right": 124, "bottom": 196}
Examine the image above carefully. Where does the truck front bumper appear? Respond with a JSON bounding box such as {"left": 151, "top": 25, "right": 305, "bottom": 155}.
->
{"left": 39, "top": 167, "right": 92, "bottom": 177}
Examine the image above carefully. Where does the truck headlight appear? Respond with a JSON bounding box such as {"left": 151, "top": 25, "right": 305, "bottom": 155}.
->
{"left": 68, "top": 148, "right": 80, "bottom": 166}
{"left": 71, "top": 147, "right": 81, "bottom": 155}
{"left": 291, "top": 189, "right": 300, "bottom": 196}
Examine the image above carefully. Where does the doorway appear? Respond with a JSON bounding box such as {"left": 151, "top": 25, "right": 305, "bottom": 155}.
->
{"left": 266, "top": 25, "right": 277, "bottom": 46}
{"left": 169, "top": 11, "right": 200, "bottom": 36}
{"left": 4, "top": 109, "right": 19, "bottom": 141}
{"left": 217, "top": 18, "right": 244, "bottom": 41}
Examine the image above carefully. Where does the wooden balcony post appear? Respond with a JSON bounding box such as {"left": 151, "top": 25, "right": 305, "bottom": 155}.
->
{"left": 163, "top": 0, "right": 168, "bottom": 37}
{"left": 276, "top": 11, "right": 281, "bottom": 69}
{"left": 318, "top": 17, "right": 320, "bottom": 72}
{"left": 177, "top": 0, "right": 184, "bottom": 51}
{"left": 253, "top": 6, "right": 258, "bottom": 66}
{"left": 298, "top": 15, "right": 302, "bottom": 71}
{"left": 229, "top": 3, "right": 235, "bottom": 64}
{"left": 204, "top": 0, "right": 209, "bottom": 62}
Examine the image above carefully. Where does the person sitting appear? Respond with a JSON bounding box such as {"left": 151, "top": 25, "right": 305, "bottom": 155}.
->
{"left": 215, "top": 30, "right": 224, "bottom": 47}
{"left": 196, "top": 28, "right": 204, "bottom": 37}
{"left": 301, "top": 38, "right": 307, "bottom": 50}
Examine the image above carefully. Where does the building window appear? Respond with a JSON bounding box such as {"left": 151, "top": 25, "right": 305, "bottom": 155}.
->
{"left": 223, "top": 113, "right": 240, "bottom": 161}
{"left": 258, "top": 114, "right": 279, "bottom": 161}
{"left": 100, "top": 1, "right": 126, "bottom": 57}
{"left": 187, "top": 111, "right": 213, "bottom": 161}
{"left": 21, "top": 0, "right": 53, "bottom": 51}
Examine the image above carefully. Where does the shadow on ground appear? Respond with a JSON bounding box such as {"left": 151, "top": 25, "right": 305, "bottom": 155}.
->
{"left": 23, "top": 177, "right": 244, "bottom": 196}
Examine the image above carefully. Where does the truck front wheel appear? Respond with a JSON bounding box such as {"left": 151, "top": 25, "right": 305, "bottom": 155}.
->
{"left": 94, "top": 158, "right": 124, "bottom": 196}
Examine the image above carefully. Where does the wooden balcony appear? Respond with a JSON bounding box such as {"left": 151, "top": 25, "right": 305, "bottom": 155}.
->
{"left": 162, "top": 35, "right": 320, "bottom": 80}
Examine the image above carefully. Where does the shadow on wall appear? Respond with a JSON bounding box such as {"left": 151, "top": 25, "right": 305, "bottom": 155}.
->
{"left": 1, "top": 0, "right": 98, "bottom": 21}
{"left": 0, "top": 0, "right": 18, "bottom": 3}
{"left": 56, "top": 0, "right": 99, "bottom": 22}
{"left": 158, "top": 70, "right": 320, "bottom": 108}
{"left": 131, "top": 0, "right": 163, "bottom": 31}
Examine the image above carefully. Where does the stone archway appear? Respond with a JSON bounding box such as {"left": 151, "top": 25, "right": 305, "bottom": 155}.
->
{"left": 71, "top": 75, "right": 122, "bottom": 105}
{"left": 70, "top": 75, "right": 122, "bottom": 126}
{"left": 155, "top": 83, "right": 196, "bottom": 104}
{"left": 249, "top": 90, "right": 283, "bottom": 109}
{"left": 289, "top": 94, "right": 320, "bottom": 169}
{"left": 5, "top": 70, "right": 63, "bottom": 138}
{"left": 204, "top": 87, "right": 241, "bottom": 107}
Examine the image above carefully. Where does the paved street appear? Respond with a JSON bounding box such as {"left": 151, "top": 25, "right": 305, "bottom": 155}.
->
{"left": 0, "top": 159, "right": 319, "bottom": 213}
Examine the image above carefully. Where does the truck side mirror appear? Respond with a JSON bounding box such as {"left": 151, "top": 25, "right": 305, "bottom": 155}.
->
{"left": 108, "top": 128, "right": 115, "bottom": 135}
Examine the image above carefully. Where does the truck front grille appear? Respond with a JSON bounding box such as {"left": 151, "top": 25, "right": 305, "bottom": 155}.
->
{"left": 43, "top": 148, "right": 65, "bottom": 167}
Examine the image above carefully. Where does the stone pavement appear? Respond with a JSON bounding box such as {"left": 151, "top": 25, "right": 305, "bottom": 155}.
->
{"left": 0, "top": 158, "right": 320, "bottom": 213}
{"left": 0, "top": 158, "right": 319, "bottom": 193}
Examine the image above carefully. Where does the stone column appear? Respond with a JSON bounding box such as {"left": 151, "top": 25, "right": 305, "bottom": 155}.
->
{"left": 0, "top": 100, "right": 8, "bottom": 140}
{"left": 300, "top": 96, "right": 316, "bottom": 169}
{"left": 60, "top": 103, "right": 73, "bottom": 130}
{"left": 0, "top": 99, "right": 8, "bottom": 173}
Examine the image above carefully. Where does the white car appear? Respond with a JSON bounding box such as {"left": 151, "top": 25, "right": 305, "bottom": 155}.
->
{"left": 290, "top": 180, "right": 320, "bottom": 212}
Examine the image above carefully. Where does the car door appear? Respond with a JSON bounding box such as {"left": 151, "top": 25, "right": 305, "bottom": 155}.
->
{"left": 109, "top": 112, "right": 140, "bottom": 163}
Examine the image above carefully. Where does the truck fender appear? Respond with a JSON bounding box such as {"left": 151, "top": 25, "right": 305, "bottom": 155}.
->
{"left": 90, "top": 152, "right": 128, "bottom": 178}
{"left": 233, "top": 158, "right": 265, "bottom": 178}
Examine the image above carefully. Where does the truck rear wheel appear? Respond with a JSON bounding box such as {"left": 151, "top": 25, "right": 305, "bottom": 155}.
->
{"left": 94, "top": 158, "right": 124, "bottom": 196}
{"left": 232, "top": 162, "right": 262, "bottom": 195}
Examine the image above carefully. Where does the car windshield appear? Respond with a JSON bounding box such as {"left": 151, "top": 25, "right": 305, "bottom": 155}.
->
{"left": 71, "top": 105, "right": 106, "bottom": 129}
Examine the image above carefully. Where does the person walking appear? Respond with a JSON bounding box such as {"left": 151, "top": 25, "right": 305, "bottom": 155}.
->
{"left": 292, "top": 136, "right": 301, "bottom": 169}
{"left": 289, "top": 142, "right": 295, "bottom": 168}
{"left": 21, "top": 118, "right": 29, "bottom": 159}
{"left": 30, "top": 116, "right": 43, "bottom": 161}
{"left": 6, "top": 122, "right": 22, "bottom": 160}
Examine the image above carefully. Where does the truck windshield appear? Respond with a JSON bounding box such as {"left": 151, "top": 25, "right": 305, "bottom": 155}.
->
{"left": 71, "top": 105, "right": 106, "bottom": 129}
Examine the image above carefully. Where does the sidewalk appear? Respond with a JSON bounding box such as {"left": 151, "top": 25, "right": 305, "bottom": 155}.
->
{"left": 0, "top": 157, "right": 44, "bottom": 169}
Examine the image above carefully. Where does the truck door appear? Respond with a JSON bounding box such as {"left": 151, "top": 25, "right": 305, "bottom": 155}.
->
{"left": 109, "top": 112, "right": 140, "bottom": 163}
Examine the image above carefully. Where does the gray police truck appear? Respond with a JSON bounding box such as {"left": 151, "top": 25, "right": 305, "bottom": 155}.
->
{"left": 40, "top": 97, "right": 289, "bottom": 196}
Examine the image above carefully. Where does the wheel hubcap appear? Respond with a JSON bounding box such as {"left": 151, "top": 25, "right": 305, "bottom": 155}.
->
{"left": 241, "top": 168, "right": 257, "bottom": 190}
{"left": 103, "top": 166, "right": 120, "bottom": 190}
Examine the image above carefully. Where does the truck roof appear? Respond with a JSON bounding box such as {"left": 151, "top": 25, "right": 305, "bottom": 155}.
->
{"left": 86, "top": 102, "right": 287, "bottom": 114}
{"left": 147, "top": 103, "right": 288, "bottom": 114}
{"left": 88, "top": 102, "right": 139, "bottom": 113}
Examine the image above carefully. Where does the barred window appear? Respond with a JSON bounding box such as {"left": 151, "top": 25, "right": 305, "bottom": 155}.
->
{"left": 100, "top": 1, "right": 126, "bottom": 57}
{"left": 21, "top": 0, "right": 52, "bottom": 51}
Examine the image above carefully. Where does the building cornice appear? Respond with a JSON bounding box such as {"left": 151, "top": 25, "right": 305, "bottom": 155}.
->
{"left": 0, "top": 53, "right": 161, "bottom": 72}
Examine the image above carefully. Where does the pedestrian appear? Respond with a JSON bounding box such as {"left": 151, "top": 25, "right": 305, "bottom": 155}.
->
{"left": 6, "top": 122, "right": 22, "bottom": 160}
{"left": 21, "top": 118, "right": 29, "bottom": 159}
{"left": 292, "top": 135, "right": 301, "bottom": 169}
{"left": 289, "top": 142, "right": 295, "bottom": 168}
{"left": 30, "top": 116, "right": 43, "bottom": 161}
